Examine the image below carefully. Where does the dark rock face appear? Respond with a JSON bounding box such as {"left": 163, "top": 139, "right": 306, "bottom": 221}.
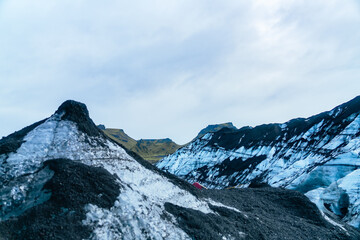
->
{"left": 55, "top": 100, "right": 103, "bottom": 137}
{"left": 0, "top": 159, "right": 121, "bottom": 240}
{"left": 55, "top": 100, "right": 89, "bottom": 121}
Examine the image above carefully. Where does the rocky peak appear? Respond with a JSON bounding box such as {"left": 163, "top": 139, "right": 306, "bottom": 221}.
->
{"left": 196, "top": 122, "right": 237, "bottom": 139}
{"left": 54, "top": 100, "right": 102, "bottom": 137}
{"left": 97, "top": 124, "right": 106, "bottom": 130}
{"left": 55, "top": 100, "right": 89, "bottom": 120}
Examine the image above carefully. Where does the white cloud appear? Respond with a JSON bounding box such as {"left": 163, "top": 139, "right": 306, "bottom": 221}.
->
{"left": 0, "top": 0, "right": 360, "bottom": 144}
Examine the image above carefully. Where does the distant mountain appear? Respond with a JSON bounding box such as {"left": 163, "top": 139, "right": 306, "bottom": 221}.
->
{"left": 1, "top": 100, "right": 359, "bottom": 239}
{"left": 195, "top": 122, "right": 237, "bottom": 139}
{"left": 100, "top": 128, "right": 137, "bottom": 150}
{"left": 157, "top": 96, "right": 360, "bottom": 229}
{"left": 101, "top": 127, "right": 181, "bottom": 164}
{"left": 99, "top": 122, "right": 235, "bottom": 163}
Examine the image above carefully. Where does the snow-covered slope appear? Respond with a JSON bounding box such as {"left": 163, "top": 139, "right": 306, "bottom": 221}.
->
{"left": 157, "top": 96, "right": 360, "bottom": 229}
{"left": 1, "top": 100, "right": 359, "bottom": 239}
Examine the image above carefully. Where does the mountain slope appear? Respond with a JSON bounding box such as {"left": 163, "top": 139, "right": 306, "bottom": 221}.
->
{"left": 102, "top": 122, "right": 235, "bottom": 164}
{"left": 1, "top": 100, "right": 358, "bottom": 239}
{"left": 102, "top": 127, "right": 181, "bottom": 163}
{"left": 157, "top": 96, "right": 360, "bottom": 229}
{"left": 101, "top": 128, "right": 138, "bottom": 150}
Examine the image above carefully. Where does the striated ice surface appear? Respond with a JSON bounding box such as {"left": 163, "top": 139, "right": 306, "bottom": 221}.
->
{"left": 157, "top": 111, "right": 360, "bottom": 228}
{"left": 83, "top": 157, "right": 212, "bottom": 240}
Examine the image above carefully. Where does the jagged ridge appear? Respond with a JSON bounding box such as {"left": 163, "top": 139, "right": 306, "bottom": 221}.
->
{"left": 157, "top": 96, "right": 360, "bottom": 228}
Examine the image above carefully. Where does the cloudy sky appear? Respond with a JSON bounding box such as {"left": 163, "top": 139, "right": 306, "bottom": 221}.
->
{"left": 1, "top": 0, "right": 360, "bottom": 144}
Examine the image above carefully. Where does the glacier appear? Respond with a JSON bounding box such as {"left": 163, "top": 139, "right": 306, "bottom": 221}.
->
{"left": 0, "top": 102, "right": 223, "bottom": 239}
{"left": 1, "top": 100, "right": 359, "bottom": 239}
{"left": 157, "top": 96, "right": 360, "bottom": 229}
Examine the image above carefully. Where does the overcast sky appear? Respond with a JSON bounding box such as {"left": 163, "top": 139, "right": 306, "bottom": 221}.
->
{"left": 1, "top": 0, "right": 360, "bottom": 144}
